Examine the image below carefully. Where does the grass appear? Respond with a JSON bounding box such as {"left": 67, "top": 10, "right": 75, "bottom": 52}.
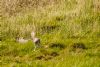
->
{"left": 0, "top": 38, "right": 100, "bottom": 67}
{"left": 0, "top": 0, "right": 100, "bottom": 67}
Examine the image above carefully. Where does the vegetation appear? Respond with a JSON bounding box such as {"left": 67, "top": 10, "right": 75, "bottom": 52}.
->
{"left": 0, "top": 0, "right": 100, "bottom": 67}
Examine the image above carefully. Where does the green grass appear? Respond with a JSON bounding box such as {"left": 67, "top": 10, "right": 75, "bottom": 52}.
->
{"left": 0, "top": 0, "right": 100, "bottom": 67}
{"left": 0, "top": 38, "right": 100, "bottom": 67}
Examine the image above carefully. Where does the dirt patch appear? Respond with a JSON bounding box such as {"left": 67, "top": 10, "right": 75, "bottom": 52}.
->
{"left": 50, "top": 52, "right": 59, "bottom": 57}
{"left": 71, "top": 43, "right": 86, "bottom": 49}
{"left": 70, "top": 42, "right": 86, "bottom": 52}
{"left": 35, "top": 55, "right": 45, "bottom": 60}
{"left": 35, "top": 52, "right": 59, "bottom": 61}
{"left": 49, "top": 43, "right": 65, "bottom": 49}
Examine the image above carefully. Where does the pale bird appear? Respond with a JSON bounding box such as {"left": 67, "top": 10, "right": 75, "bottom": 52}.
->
{"left": 16, "top": 37, "right": 29, "bottom": 43}
{"left": 31, "top": 31, "right": 41, "bottom": 51}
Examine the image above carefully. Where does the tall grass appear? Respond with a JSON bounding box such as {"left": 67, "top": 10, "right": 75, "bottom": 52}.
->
{"left": 1, "top": 0, "right": 100, "bottom": 40}
{"left": 0, "top": 0, "right": 100, "bottom": 66}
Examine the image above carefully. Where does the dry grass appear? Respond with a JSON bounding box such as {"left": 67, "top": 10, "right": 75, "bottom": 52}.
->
{"left": 0, "top": 0, "right": 100, "bottom": 67}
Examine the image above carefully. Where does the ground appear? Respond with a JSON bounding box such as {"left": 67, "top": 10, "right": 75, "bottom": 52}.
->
{"left": 0, "top": 0, "right": 100, "bottom": 67}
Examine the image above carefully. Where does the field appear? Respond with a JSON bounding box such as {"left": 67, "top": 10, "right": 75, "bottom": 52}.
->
{"left": 0, "top": 0, "right": 100, "bottom": 67}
